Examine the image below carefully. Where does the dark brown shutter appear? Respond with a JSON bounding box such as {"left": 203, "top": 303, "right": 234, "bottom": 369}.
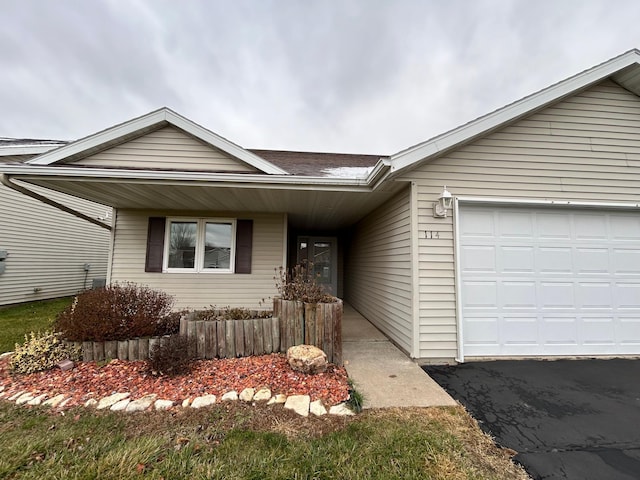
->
{"left": 235, "top": 219, "right": 253, "bottom": 274}
{"left": 145, "top": 217, "right": 166, "bottom": 272}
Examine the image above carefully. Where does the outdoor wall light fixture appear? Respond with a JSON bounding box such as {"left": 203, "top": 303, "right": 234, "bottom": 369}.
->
{"left": 433, "top": 186, "right": 453, "bottom": 218}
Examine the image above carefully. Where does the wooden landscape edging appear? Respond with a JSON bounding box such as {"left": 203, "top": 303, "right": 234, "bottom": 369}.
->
{"left": 179, "top": 314, "right": 280, "bottom": 360}
{"left": 274, "top": 297, "right": 343, "bottom": 365}
{"left": 67, "top": 336, "right": 173, "bottom": 362}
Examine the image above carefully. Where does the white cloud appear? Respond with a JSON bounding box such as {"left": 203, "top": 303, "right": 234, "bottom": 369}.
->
{"left": 2, "top": 0, "right": 640, "bottom": 154}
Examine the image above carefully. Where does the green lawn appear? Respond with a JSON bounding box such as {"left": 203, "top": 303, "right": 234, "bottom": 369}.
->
{"left": 0, "top": 298, "right": 72, "bottom": 353}
{"left": 0, "top": 402, "right": 527, "bottom": 480}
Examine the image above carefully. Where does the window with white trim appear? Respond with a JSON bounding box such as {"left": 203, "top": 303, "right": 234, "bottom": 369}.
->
{"left": 164, "top": 218, "right": 236, "bottom": 272}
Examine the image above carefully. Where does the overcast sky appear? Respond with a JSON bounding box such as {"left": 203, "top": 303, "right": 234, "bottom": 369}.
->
{"left": 2, "top": 0, "right": 640, "bottom": 154}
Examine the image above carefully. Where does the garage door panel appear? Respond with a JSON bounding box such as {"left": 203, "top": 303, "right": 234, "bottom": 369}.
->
{"left": 575, "top": 248, "right": 609, "bottom": 274}
{"left": 501, "top": 282, "right": 536, "bottom": 309}
{"left": 460, "top": 205, "right": 640, "bottom": 357}
{"left": 616, "top": 284, "right": 640, "bottom": 309}
{"left": 574, "top": 214, "right": 608, "bottom": 240}
{"left": 462, "top": 282, "right": 497, "bottom": 309}
{"left": 578, "top": 283, "right": 613, "bottom": 309}
{"left": 537, "top": 212, "right": 571, "bottom": 240}
{"left": 461, "top": 245, "right": 496, "bottom": 272}
{"left": 612, "top": 249, "right": 640, "bottom": 274}
{"left": 538, "top": 247, "right": 572, "bottom": 273}
{"left": 500, "top": 246, "right": 534, "bottom": 273}
{"left": 540, "top": 282, "right": 575, "bottom": 309}
{"left": 581, "top": 317, "right": 616, "bottom": 345}
{"left": 502, "top": 317, "right": 538, "bottom": 345}
{"left": 498, "top": 211, "right": 534, "bottom": 238}
{"left": 610, "top": 216, "right": 640, "bottom": 240}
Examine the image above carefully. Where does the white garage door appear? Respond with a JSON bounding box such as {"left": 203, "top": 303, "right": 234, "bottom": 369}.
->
{"left": 459, "top": 205, "right": 640, "bottom": 357}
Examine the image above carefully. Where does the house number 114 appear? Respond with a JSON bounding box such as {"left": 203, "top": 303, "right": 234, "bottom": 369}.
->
{"left": 424, "top": 231, "right": 440, "bottom": 239}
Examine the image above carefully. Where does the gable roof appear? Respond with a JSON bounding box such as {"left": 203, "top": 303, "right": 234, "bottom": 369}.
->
{"left": 389, "top": 48, "right": 640, "bottom": 175}
{"left": 27, "top": 108, "right": 289, "bottom": 175}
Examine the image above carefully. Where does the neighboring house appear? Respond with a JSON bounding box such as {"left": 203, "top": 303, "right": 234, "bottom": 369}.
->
{"left": 0, "top": 139, "right": 110, "bottom": 306}
{"left": 3, "top": 49, "right": 640, "bottom": 363}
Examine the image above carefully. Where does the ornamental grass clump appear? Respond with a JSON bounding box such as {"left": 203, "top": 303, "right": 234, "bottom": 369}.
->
{"left": 274, "top": 262, "right": 337, "bottom": 304}
{"left": 10, "top": 330, "right": 82, "bottom": 374}
{"left": 54, "top": 283, "right": 175, "bottom": 342}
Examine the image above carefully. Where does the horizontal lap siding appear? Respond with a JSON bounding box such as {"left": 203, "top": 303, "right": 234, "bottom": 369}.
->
{"left": 398, "top": 80, "right": 640, "bottom": 361}
{"left": 345, "top": 187, "right": 413, "bottom": 353}
{"left": 110, "top": 210, "right": 284, "bottom": 310}
{"left": 74, "top": 126, "right": 258, "bottom": 172}
{"left": 0, "top": 184, "right": 110, "bottom": 305}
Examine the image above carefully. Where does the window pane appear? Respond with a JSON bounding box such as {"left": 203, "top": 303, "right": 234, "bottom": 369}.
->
{"left": 168, "top": 222, "right": 197, "bottom": 268}
{"left": 203, "top": 222, "right": 232, "bottom": 269}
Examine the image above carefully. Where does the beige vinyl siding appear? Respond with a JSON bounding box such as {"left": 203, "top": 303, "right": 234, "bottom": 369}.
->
{"left": 345, "top": 187, "right": 413, "bottom": 354}
{"left": 110, "top": 210, "right": 285, "bottom": 310}
{"left": 0, "top": 182, "right": 110, "bottom": 306}
{"left": 398, "top": 79, "right": 640, "bottom": 361}
{"left": 73, "top": 126, "right": 259, "bottom": 172}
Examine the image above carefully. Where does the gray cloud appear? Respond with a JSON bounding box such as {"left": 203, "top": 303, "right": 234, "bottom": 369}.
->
{"left": 2, "top": 0, "right": 640, "bottom": 154}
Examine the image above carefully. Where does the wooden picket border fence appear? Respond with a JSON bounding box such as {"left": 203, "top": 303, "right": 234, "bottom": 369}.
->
{"left": 65, "top": 299, "right": 343, "bottom": 365}
{"left": 65, "top": 336, "right": 174, "bottom": 362}
{"left": 179, "top": 315, "right": 280, "bottom": 359}
{"left": 274, "top": 297, "right": 342, "bottom": 365}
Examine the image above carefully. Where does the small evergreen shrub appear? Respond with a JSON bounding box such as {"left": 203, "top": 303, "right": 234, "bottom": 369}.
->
{"left": 54, "top": 283, "right": 174, "bottom": 342}
{"left": 274, "top": 262, "right": 337, "bottom": 304}
{"left": 147, "top": 335, "right": 193, "bottom": 376}
{"left": 10, "top": 331, "right": 82, "bottom": 374}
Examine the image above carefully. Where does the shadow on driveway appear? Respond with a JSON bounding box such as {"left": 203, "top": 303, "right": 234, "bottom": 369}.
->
{"left": 424, "top": 359, "right": 640, "bottom": 480}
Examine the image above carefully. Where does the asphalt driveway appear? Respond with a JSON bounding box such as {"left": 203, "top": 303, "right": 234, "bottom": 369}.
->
{"left": 424, "top": 359, "right": 640, "bottom": 480}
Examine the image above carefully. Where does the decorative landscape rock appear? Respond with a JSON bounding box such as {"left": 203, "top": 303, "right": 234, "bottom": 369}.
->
{"left": 221, "top": 391, "right": 238, "bottom": 401}
{"left": 253, "top": 387, "right": 272, "bottom": 401}
{"left": 191, "top": 394, "right": 216, "bottom": 409}
{"left": 85, "top": 398, "right": 98, "bottom": 408}
{"left": 27, "top": 394, "right": 47, "bottom": 406}
{"left": 97, "top": 392, "right": 130, "bottom": 410}
{"left": 284, "top": 394, "right": 310, "bottom": 417}
{"left": 310, "top": 399, "right": 327, "bottom": 416}
{"left": 110, "top": 398, "right": 130, "bottom": 411}
{"left": 126, "top": 394, "right": 157, "bottom": 412}
{"left": 267, "top": 394, "right": 287, "bottom": 405}
{"left": 287, "top": 345, "right": 328, "bottom": 374}
{"left": 329, "top": 403, "right": 355, "bottom": 416}
{"left": 154, "top": 399, "right": 174, "bottom": 410}
{"left": 239, "top": 387, "right": 255, "bottom": 402}
{"left": 43, "top": 394, "right": 66, "bottom": 407}
{"left": 15, "top": 392, "right": 34, "bottom": 405}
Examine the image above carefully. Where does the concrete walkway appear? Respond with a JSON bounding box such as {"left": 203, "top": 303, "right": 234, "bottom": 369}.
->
{"left": 342, "top": 304, "right": 456, "bottom": 409}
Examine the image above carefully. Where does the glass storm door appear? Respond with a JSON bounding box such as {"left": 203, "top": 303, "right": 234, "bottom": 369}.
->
{"left": 296, "top": 236, "right": 338, "bottom": 296}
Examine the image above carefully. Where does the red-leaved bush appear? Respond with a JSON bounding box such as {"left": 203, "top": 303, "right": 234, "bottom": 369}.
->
{"left": 54, "top": 283, "right": 175, "bottom": 342}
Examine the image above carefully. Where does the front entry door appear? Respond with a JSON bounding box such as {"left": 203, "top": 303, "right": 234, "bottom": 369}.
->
{"left": 296, "top": 236, "right": 338, "bottom": 296}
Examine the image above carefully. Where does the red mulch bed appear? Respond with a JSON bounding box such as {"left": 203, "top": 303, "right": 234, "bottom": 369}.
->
{"left": 0, "top": 354, "right": 350, "bottom": 409}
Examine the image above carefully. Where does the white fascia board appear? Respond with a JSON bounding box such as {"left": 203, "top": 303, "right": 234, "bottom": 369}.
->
{"left": 27, "top": 108, "right": 290, "bottom": 175}
{"left": 0, "top": 165, "right": 374, "bottom": 192}
{"left": 164, "top": 110, "right": 289, "bottom": 175}
{"left": 27, "top": 108, "right": 169, "bottom": 165}
{"left": 390, "top": 49, "right": 640, "bottom": 174}
{"left": 0, "top": 143, "right": 66, "bottom": 156}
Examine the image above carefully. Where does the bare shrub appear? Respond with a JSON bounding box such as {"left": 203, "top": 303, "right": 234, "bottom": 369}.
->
{"left": 274, "top": 262, "right": 337, "bottom": 303}
{"left": 54, "top": 283, "right": 174, "bottom": 342}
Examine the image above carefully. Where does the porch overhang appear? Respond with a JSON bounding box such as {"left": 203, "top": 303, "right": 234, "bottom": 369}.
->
{"left": 0, "top": 163, "right": 404, "bottom": 230}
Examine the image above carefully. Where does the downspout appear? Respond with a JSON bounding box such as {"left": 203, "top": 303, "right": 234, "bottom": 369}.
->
{"left": 0, "top": 173, "right": 112, "bottom": 231}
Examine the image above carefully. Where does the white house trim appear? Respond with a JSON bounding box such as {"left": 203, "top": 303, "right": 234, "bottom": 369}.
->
{"left": 26, "top": 108, "right": 290, "bottom": 175}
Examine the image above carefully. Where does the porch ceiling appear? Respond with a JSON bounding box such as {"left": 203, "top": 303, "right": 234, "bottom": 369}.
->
{"left": 17, "top": 175, "right": 407, "bottom": 230}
